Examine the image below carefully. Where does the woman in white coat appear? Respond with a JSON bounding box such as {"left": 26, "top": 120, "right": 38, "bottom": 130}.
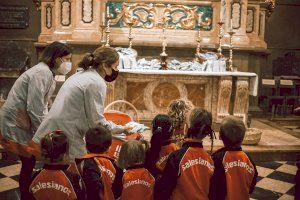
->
{"left": 0, "top": 41, "right": 72, "bottom": 199}
{"left": 31, "top": 46, "right": 127, "bottom": 160}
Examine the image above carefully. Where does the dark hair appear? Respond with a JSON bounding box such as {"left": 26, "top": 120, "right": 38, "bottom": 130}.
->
{"left": 85, "top": 126, "right": 112, "bottom": 153}
{"left": 187, "top": 108, "right": 215, "bottom": 153}
{"left": 41, "top": 130, "right": 69, "bottom": 162}
{"left": 118, "top": 140, "right": 146, "bottom": 169}
{"left": 39, "top": 41, "right": 71, "bottom": 70}
{"left": 220, "top": 116, "right": 246, "bottom": 147}
{"left": 78, "top": 46, "right": 119, "bottom": 70}
{"left": 145, "top": 114, "right": 173, "bottom": 177}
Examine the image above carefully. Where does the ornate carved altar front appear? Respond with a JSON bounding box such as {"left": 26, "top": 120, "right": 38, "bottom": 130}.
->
{"left": 106, "top": 69, "right": 257, "bottom": 124}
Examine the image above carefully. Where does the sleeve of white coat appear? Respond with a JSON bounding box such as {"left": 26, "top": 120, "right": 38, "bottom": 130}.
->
{"left": 27, "top": 71, "right": 53, "bottom": 132}
{"left": 83, "top": 83, "right": 124, "bottom": 134}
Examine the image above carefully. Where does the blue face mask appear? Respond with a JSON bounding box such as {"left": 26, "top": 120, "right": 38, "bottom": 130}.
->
{"left": 104, "top": 68, "right": 119, "bottom": 82}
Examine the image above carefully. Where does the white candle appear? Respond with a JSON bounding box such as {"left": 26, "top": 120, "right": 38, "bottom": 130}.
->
{"left": 102, "top": 13, "right": 105, "bottom": 25}
{"left": 107, "top": 7, "right": 110, "bottom": 17}
{"left": 230, "top": 18, "right": 233, "bottom": 30}
{"left": 220, "top": 0, "right": 226, "bottom": 22}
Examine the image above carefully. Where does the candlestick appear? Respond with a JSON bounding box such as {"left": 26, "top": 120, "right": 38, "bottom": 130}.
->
{"left": 160, "top": 18, "right": 168, "bottom": 70}
{"left": 227, "top": 30, "right": 235, "bottom": 71}
{"left": 100, "top": 24, "right": 106, "bottom": 46}
{"left": 128, "top": 15, "right": 135, "bottom": 49}
{"left": 105, "top": 12, "right": 111, "bottom": 47}
{"left": 195, "top": 12, "right": 203, "bottom": 62}
{"left": 217, "top": 21, "right": 225, "bottom": 57}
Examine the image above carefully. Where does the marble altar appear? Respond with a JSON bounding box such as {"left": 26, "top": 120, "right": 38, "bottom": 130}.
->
{"left": 106, "top": 69, "right": 258, "bottom": 125}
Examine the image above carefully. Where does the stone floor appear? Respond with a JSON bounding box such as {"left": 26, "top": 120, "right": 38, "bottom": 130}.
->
{"left": 0, "top": 117, "right": 299, "bottom": 199}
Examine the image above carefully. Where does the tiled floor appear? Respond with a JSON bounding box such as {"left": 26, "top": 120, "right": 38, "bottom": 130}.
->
{"left": 0, "top": 159, "right": 297, "bottom": 199}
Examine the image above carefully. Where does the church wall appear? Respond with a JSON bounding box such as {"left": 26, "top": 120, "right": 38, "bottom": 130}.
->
{"left": 0, "top": 1, "right": 41, "bottom": 66}
{"left": 264, "top": 0, "right": 300, "bottom": 76}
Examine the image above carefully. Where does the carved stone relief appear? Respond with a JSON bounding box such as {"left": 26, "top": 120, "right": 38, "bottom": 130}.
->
{"left": 217, "top": 78, "right": 232, "bottom": 119}
{"left": 46, "top": 4, "right": 52, "bottom": 29}
{"left": 233, "top": 79, "right": 249, "bottom": 117}
{"left": 231, "top": 1, "right": 241, "bottom": 29}
{"left": 82, "top": 0, "right": 93, "bottom": 23}
{"left": 143, "top": 81, "right": 187, "bottom": 113}
{"left": 246, "top": 9, "right": 254, "bottom": 33}
{"left": 61, "top": 0, "right": 71, "bottom": 26}
{"left": 107, "top": 2, "right": 213, "bottom": 30}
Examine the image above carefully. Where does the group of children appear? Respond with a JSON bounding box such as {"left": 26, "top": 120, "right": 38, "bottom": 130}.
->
{"left": 28, "top": 99, "right": 258, "bottom": 200}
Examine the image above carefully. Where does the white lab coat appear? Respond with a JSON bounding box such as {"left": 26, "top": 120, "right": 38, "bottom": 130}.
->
{"left": 0, "top": 62, "right": 55, "bottom": 145}
{"left": 32, "top": 69, "right": 122, "bottom": 159}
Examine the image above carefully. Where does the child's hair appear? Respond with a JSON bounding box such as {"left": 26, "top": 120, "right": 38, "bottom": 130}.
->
{"left": 168, "top": 99, "right": 193, "bottom": 130}
{"left": 117, "top": 140, "right": 147, "bottom": 169}
{"left": 187, "top": 108, "right": 215, "bottom": 153}
{"left": 41, "top": 130, "right": 68, "bottom": 162}
{"left": 219, "top": 116, "right": 246, "bottom": 148}
{"left": 145, "top": 114, "right": 174, "bottom": 174}
{"left": 85, "top": 126, "right": 112, "bottom": 153}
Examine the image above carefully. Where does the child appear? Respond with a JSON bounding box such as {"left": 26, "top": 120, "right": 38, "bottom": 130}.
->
{"left": 145, "top": 114, "right": 178, "bottom": 179}
{"left": 76, "top": 126, "right": 119, "bottom": 200}
{"left": 209, "top": 116, "right": 258, "bottom": 200}
{"left": 168, "top": 99, "right": 193, "bottom": 147}
{"left": 115, "top": 140, "right": 155, "bottom": 200}
{"left": 155, "top": 108, "right": 215, "bottom": 200}
{"left": 29, "top": 130, "right": 84, "bottom": 200}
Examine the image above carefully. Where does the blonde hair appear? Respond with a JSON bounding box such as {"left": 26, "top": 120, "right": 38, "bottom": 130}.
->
{"left": 117, "top": 140, "right": 148, "bottom": 169}
{"left": 168, "top": 99, "right": 193, "bottom": 129}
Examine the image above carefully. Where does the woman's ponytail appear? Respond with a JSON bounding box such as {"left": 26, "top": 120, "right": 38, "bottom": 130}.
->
{"left": 77, "top": 53, "right": 94, "bottom": 70}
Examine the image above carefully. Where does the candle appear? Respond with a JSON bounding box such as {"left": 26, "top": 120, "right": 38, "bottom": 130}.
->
{"left": 102, "top": 12, "right": 105, "bottom": 25}
{"left": 107, "top": 6, "right": 110, "bottom": 18}
{"left": 230, "top": 18, "right": 233, "bottom": 30}
{"left": 220, "top": 0, "right": 226, "bottom": 22}
{"left": 198, "top": 13, "right": 203, "bottom": 25}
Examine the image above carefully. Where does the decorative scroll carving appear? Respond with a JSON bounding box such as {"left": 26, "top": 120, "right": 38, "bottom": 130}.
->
{"left": 107, "top": 2, "right": 213, "bottom": 30}
{"left": 217, "top": 78, "right": 232, "bottom": 119}
{"left": 233, "top": 79, "right": 249, "bottom": 117}
{"left": 82, "top": 0, "right": 93, "bottom": 23}
{"left": 46, "top": 4, "right": 52, "bottom": 29}
{"left": 61, "top": 0, "right": 71, "bottom": 26}
{"left": 231, "top": 1, "right": 241, "bottom": 29}
{"left": 246, "top": 9, "right": 254, "bottom": 33}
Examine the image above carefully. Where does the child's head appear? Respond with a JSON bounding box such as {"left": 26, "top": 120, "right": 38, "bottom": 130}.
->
{"left": 152, "top": 114, "right": 174, "bottom": 142}
{"left": 85, "top": 126, "right": 112, "bottom": 153}
{"left": 41, "top": 130, "right": 68, "bottom": 163}
{"left": 117, "top": 140, "right": 147, "bottom": 169}
{"left": 187, "top": 108, "right": 213, "bottom": 140}
{"left": 168, "top": 99, "right": 193, "bottom": 129}
{"left": 219, "top": 116, "right": 246, "bottom": 148}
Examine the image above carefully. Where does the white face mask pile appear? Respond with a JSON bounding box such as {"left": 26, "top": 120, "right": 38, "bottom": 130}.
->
{"left": 57, "top": 59, "right": 72, "bottom": 75}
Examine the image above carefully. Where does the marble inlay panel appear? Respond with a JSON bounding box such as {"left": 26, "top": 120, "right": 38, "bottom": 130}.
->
{"left": 186, "top": 84, "right": 205, "bottom": 108}
{"left": 126, "top": 82, "right": 148, "bottom": 110}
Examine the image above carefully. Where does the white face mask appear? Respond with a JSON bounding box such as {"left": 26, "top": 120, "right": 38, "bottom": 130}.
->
{"left": 57, "top": 60, "right": 72, "bottom": 75}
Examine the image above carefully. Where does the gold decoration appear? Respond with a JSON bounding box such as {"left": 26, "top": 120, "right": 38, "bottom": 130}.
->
{"left": 109, "top": 3, "right": 212, "bottom": 30}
